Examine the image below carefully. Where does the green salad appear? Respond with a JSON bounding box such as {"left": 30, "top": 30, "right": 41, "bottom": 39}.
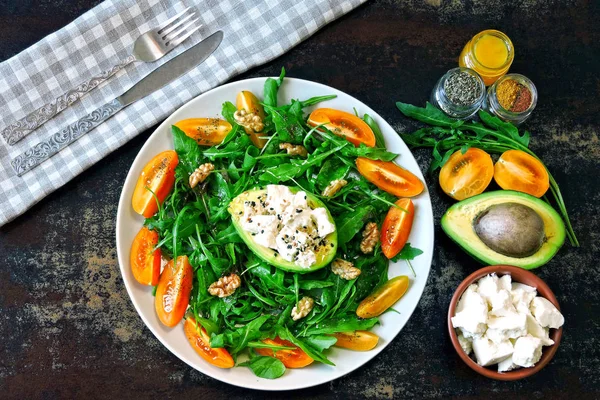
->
{"left": 130, "top": 69, "right": 423, "bottom": 379}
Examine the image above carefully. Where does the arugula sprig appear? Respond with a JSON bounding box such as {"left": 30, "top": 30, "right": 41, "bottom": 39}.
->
{"left": 396, "top": 102, "right": 578, "bottom": 247}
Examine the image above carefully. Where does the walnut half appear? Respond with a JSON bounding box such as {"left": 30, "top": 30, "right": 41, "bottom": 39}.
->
{"left": 208, "top": 273, "right": 241, "bottom": 298}
{"left": 291, "top": 296, "right": 314, "bottom": 321}
{"left": 279, "top": 143, "right": 308, "bottom": 157}
{"left": 189, "top": 163, "right": 214, "bottom": 188}
{"left": 234, "top": 109, "right": 264, "bottom": 132}
{"left": 360, "top": 222, "right": 380, "bottom": 254}
{"left": 322, "top": 179, "right": 348, "bottom": 197}
{"left": 331, "top": 258, "right": 361, "bottom": 280}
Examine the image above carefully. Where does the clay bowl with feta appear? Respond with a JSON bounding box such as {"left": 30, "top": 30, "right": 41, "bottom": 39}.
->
{"left": 447, "top": 265, "right": 563, "bottom": 381}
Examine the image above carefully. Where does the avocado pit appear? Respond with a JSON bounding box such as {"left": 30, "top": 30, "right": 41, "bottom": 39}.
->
{"left": 474, "top": 202, "right": 545, "bottom": 258}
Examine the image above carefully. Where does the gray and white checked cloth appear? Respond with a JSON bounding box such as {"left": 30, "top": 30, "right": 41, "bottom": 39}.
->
{"left": 0, "top": 0, "right": 365, "bottom": 226}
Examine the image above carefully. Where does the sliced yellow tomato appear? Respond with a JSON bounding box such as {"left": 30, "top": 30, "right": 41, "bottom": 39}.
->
{"left": 332, "top": 331, "right": 379, "bottom": 351}
{"left": 129, "top": 226, "right": 161, "bottom": 285}
{"left": 155, "top": 255, "right": 193, "bottom": 327}
{"left": 236, "top": 90, "right": 268, "bottom": 148}
{"left": 255, "top": 337, "right": 314, "bottom": 368}
{"left": 184, "top": 317, "right": 234, "bottom": 368}
{"left": 356, "top": 157, "right": 424, "bottom": 197}
{"left": 494, "top": 149, "right": 549, "bottom": 198}
{"left": 174, "top": 118, "right": 232, "bottom": 146}
{"left": 381, "top": 198, "right": 414, "bottom": 259}
{"left": 308, "top": 108, "right": 376, "bottom": 147}
{"left": 356, "top": 276, "right": 410, "bottom": 318}
{"left": 439, "top": 148, "right": 494, "bottom": 200}
{"left": 131, "top": 150, "right": 178, "bottom": 218}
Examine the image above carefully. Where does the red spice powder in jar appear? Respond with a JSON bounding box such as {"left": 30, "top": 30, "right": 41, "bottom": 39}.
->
{"left": 511, "top": 86, "right": 533, "bottom": 113}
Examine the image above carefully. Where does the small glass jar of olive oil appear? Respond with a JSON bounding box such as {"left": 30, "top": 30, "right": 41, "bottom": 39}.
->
{"left": 459, "top": 30, "right": 514, "bottom": 86}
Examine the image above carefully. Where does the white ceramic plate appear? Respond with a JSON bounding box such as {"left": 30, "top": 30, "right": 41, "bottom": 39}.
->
{"left": 116, "top": 77, "right": 434, "bottom": 390}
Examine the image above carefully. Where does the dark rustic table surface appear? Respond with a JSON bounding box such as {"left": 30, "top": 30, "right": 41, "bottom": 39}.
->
{"left": 1, "top": 0, "right": 598, "bottom": 399}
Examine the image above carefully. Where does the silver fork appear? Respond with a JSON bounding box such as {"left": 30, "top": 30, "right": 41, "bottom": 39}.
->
{"left": 1, "top": 7, "right": 201, "bottom": 146}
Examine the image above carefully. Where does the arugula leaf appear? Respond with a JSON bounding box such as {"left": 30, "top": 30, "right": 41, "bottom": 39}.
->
{"left": 478, "top": 110, "right": 530, "bottom": 147}
{"left": 304, "top": 335, "right": 337, "bottom": 352}
{"left": 363, "top": 113, "right": 386, "bottom": 148}
{"left": 303, "top": 316, "right": 379, "bottom": 336}
{"left": 239, "top": 355, "right": 286, "bottom": 379}
{"left": 391, "top": 243, "right": 424, "bottom": 262}
{"left": 172, "top": 125, "right": 202, "bottom": 174}
{"left": 342, "top": 143, "right": 397, "bottom": 161}
{"left": 396, "top": 102, "right": 463, "bottom": 128}
{"left": 335, "top": 206, "right": 375, "bottom": 246}
{"left": 264, "top": 67, "right": 286, "bottom": 110}
{"left": 298, "top": 280, "right": 334, "bottom": 290}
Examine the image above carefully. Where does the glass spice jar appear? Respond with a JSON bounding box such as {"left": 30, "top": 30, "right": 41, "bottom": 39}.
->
{"left": 430, "top": 67, "right": 486, "bottom": 119}
{"left": 485, "top": 73, "right": 538, "bottom": 125}
{"left": 459, "top": 30, "right": 514, "bottom": 86}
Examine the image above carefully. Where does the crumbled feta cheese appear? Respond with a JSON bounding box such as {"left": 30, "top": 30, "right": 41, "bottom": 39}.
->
{"left": 512, "top": 335, "right": 543, "bottom": 368}
{"left": 530, "top": 297, "right": 564, "bottom": 329}
{"left": 458, "top": 332, "right": 473, "bottom": 355}
{"left": 472, "top": 336, "right": 513, "bottom": 366}
{"left": 242, "top": 185, "right": 336, "bottom": 268}
{"left": 453, "top": 273, "right": 564, "bottom": 372}
{"left": 451, "top": 289, "right": 488, "bottom": 339}
{"left": 497, "top": 356, "right": 518, "bottom": 372}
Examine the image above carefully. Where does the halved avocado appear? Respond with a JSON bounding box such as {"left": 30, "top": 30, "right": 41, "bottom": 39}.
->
{"left": 441, "top": 190, "right": 565, "bottom": 269}
{"left": 228, "top": 187, "right": 338, "bottom": 273}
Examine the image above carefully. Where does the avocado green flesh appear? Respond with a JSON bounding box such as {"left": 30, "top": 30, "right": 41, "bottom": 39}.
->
{"left": 441, "top": 190, "right": 566, "bottom": 269}
{"left": 228, "top": 187, "right": 338, "bottom": 273}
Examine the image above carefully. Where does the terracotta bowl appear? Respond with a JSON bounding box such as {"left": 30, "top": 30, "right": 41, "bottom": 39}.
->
{"left": 447, "top": 265, "right": 563, "bottom": 381}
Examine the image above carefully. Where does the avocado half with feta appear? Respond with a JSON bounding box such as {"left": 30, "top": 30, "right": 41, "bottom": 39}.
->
{"left": 228, "top": 187, "right": 338, "bottom": 273}
{"left": 441, "top": 190, "right": 565, "bottom": 269}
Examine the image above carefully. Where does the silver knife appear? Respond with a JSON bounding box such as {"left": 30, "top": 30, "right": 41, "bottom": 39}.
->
{"left": 11, "top": 30, "right": 223, "bottom": 176}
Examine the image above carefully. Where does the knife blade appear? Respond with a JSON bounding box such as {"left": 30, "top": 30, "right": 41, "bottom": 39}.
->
{"left": 11, "top": 30, "right": 223, "bottom": 176}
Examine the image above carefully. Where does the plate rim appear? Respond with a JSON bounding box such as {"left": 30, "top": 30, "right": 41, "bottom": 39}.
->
{"left": 116, "top": 76, "right": 435, "bottom": 391}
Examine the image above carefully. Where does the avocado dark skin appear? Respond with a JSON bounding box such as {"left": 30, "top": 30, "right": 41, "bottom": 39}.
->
{"left": 474, "top": 203, "right": 545, "bottom": 258}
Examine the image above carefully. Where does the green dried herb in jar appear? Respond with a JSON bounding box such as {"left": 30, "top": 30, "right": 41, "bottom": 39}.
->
{"left": 431, "top": 67, "right": 486, "bottom": 119}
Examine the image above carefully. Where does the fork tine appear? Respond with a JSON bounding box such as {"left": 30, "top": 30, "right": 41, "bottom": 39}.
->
{"left": 165, "top": 19, "right": 199, "bottom": 43}
{"left": 160, "top": 12, "right": 195, "bottom": 38}
{"left": 156, "top": 6, "right": 192, "bottom": 33}
{"left": 169, "top": 25, "right": 202, "bottom": 48}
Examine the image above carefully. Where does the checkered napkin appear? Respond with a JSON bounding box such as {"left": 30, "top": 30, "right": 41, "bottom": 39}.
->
{"left": 0, "top": 0, "right": 365, "bottom": 226}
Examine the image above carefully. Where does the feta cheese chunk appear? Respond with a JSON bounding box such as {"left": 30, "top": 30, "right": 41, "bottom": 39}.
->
{"left": 497, "top": 356, "right": 518, "bottom": 372}
{"left": 472, "top": 336, "right": 513, "bottom": 366}
{"left": 451, "top": 289, "right": 488, "bottom": 339}
{"left": 525, "top": 314, "right": 554, "bottom": 346}
{"left": 456, "top": 284, "right": 478, "bottom": 313}
{"left": 512, "top": 335, "right": 543, "bottom": 368}
{"left": 266, "top": 184, "right": 294, "bottom": 214}
{"left": 499, "top": 274, "right": 512, "bottom": 291}
{"left": 477, "top": 273, "right": 502, "bottom": 305}
{"left": 489, "top": 289, "right": 516, "bottom": 317}
{"left": 457, "top": 332, "right": 473, "bottom": 355}
{"left": 311, "top": 208, "right": 335, "bottom": 237}
{"left": 531, "top": 297, "right": 564, "bottom": 329}
{"left": 512, "top": 287, "right": 537, "bottom": 315}
{"left": 486, "top": 312, "right": 527, "bottom": 343}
